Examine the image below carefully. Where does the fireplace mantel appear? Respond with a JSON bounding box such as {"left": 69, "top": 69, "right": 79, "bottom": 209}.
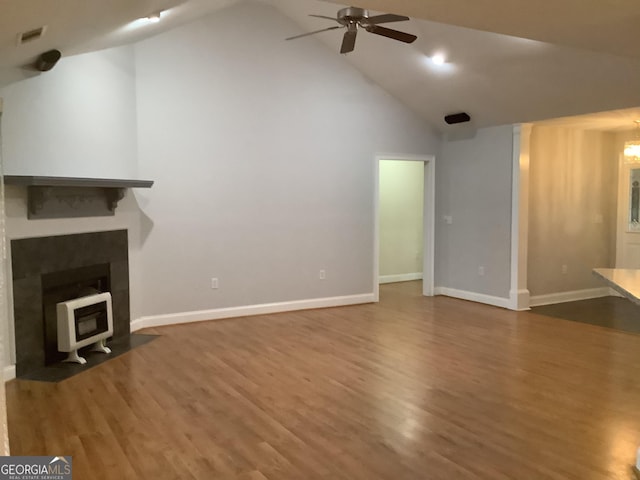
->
{"left": 4, "top": 175, "right": 154, "bottom": 219}
{"left": 4, "top": 175, "right": 154, "bottom": 189}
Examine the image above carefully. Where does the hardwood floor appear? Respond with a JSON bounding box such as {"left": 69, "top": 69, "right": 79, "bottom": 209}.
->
{"left": 7, "top": 281, "right": 640, "bottom": 479}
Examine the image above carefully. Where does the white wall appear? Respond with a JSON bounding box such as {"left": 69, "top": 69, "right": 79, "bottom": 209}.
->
{"left": 435, "top": 125, "right": 514, "bottom": 301}
{"left": 134, "top": 1, "right": 440, "bottom": 317}
{"left": 379, "top": 160, "right": 424, "bottom": 278}
{"left": 0, "top": 46, "right": 138, "bottom": 179}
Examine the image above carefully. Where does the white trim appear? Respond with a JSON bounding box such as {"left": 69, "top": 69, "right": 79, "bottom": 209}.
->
{"left": 610, "top": 288, "right": 624, "bottom": 298}
{"left": 131, "top": 293, "right": 375, "bottom": 332}
{"left": 509, "top": 289, "right": 531, "bottom": 311}
{"left": 379, "top": 272, "right": 423, "bottom": 284}
{"left": 373, "top": 153, "right": 435, "bottom": 302}
{"left": 3, "top": 365, "right": 15, "bottom": 382}
{"left": 423, "top": 155, "right": 436, "bottom": 297}
{"left": 509, "top": 124, "right": 532, "bottom": 310}
{"left": 529, "top": 287, "right": 612, "bottom": 307}
{"left": 434, "top": 287, "right": 511, "bottom": 309}
{"left": 616, "top": 151, "right": 628, "bottom": 268}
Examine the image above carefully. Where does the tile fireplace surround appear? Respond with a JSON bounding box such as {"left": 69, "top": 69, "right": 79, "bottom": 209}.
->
{"left": 11, "top": 230, "right": 130, "bottom": 377}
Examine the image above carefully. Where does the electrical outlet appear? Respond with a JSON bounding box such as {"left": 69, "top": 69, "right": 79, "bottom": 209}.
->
{"left": 319, "top": 269, "right": 326, "bottom": 280}
{"left": 561, "top": 265, "right": 568, "bottom": 275}
{"left": 478, "top": 266, "right": 485, "bottom": 276}
{"left": 443, "top": 215, "right": 453, "bottom": 225}
{"left": 211, "top": 277, "right": 219, "bottom": 289}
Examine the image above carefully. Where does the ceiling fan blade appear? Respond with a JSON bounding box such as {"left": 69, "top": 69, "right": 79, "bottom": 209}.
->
{"left": 366, "top": 13, "right": 410, "bottom": 25}
{"left": 286, "top": 25, "right": 342, "bottom": 41}
{"left": 340, "top": 28, "right": 357, "bottom": 54}
{"left": 309, "top": 14, "right": 340, "bottom": 23}
{"left": 340, "top": 25, "right": 358, "bottom": 53}
{"left": 366, "top": 25, "right": 417, "bottom": 44}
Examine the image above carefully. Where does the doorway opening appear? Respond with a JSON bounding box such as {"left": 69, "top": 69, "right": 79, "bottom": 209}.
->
{"left": 373, "top": 155, "right": 435, "bottom": 301}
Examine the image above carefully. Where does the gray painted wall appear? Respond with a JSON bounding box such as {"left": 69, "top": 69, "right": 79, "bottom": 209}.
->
{"left": 1, "top": 46, "right": 138, "bottom": 179}
{"left": 435, "top": 125, "right": 514, "bottom": 299}
{"left": 133, "top": 2, "right": 440, "bottom": 316}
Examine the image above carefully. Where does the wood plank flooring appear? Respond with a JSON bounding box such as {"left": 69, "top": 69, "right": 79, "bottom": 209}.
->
{"left": 7, "top": 281, "right": 640, "bottom": 479}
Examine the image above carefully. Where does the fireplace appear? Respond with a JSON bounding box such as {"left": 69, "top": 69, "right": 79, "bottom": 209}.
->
{"left": 11, "top": 230, "right": 130, "bottom": 376}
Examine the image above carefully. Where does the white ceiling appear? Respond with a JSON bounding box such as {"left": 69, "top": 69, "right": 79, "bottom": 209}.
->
{"left": 330, "top": 0, "right": 640, "bottom": 59}
{"left": 0, "top": 0, "right": 237, "bottom": 68}
{"left": 0, "top": 0, "right": 639, "bottom": 132}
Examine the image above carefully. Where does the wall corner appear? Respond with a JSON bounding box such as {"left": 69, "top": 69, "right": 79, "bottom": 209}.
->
{"left": 509, "top": 123, "right": 532, "bottom": 311}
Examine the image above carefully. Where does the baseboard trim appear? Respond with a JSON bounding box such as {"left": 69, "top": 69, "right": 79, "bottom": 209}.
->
{"left": 529, "top": 287, "right": 611, "bottom": 307}
{"left": 609, "top": 288, "right": 624, "bottom": 298}
{"left": 131, "top": 293, "right": 375, "bottom": 332}
{"left": 434, "top": 287, "right": 511, "bottom": 309}
{"left": 3, "top": 365, "right": 15, "bottom": 382}
{"left": 509, "top": 288, "right": 531, "bottom": 311}
{"left": 379, "top": 273, "right": 423, "bottom": 284}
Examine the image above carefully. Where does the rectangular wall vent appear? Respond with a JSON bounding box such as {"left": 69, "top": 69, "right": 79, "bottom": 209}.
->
{"left": 17, "top": 26, "right": 47, "bottom": 45}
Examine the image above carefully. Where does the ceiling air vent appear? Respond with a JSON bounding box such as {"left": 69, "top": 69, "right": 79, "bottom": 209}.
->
{"left": 17, "top": 26, "right": 47, "bottom": 45}
{"left": 444, "top": 112, "right": 471, "bottom": 125}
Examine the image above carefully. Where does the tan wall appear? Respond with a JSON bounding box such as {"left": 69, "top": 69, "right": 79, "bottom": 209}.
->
{"left": 528, "top": 126, "right": 618, "bottom": 296}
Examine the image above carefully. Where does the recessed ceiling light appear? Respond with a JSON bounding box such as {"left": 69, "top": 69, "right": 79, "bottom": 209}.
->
{"left": 421, "top": 52, "right": 457, "bottom": 75}
{"left": 123, "top": 9, "right": 170, "bottom": 32}
{"left": 147, "top": 11, "right": 162, "bottom": 23}
{"left": 137, "top": 10, "right": 164, "bottom": 24}
{"left": 431, "top": 53, "right": 446, "bottom": 65}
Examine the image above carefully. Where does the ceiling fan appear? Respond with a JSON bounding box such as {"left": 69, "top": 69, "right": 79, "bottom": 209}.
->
{"left": 285, "top": 6, "right": 417, "bottom": 54}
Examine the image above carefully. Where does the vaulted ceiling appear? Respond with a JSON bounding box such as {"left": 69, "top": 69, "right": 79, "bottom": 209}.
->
{"left": 1, "top": 0, "right": 639, "bottom": 132}
{"left": 333, "top": 0, "right": 640, "bottom": 59}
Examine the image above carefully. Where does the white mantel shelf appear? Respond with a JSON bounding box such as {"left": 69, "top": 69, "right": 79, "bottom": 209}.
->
{"left": 593, "top": 268, "right": 640, "bottom": 306}
{"left": 3, "top": 175, "right": 154, "bottom": 219}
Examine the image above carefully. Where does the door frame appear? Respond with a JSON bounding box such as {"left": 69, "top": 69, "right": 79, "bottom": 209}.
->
{"left": 373, "top": 154, "right": 435, "bottom": 301}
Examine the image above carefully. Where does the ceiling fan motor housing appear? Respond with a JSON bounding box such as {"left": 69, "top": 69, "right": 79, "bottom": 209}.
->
{"left": 337, "top": 7, "right": 369, "bottom": 25}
